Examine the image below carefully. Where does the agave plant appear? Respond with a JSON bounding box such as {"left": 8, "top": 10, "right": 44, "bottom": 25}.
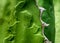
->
{"left": 0, "top": 0, "right": 44, "bottom": 43}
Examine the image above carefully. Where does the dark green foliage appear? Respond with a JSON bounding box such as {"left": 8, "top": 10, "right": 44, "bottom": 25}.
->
{"left": 38, "top": 0, "right": 55, "bottom": 43}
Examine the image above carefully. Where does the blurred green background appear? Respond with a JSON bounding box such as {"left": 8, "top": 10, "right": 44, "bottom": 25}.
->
{"left": 54, "top": 0, "right": 60, "bottom": 43}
